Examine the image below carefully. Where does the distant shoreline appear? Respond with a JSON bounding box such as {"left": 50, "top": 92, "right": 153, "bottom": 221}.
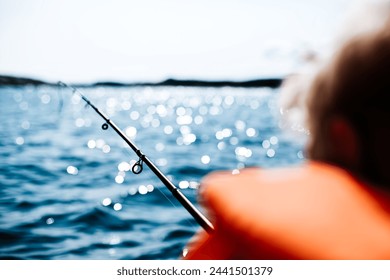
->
{"left": 0, "top": 75, "right": 283, "bottom": 88}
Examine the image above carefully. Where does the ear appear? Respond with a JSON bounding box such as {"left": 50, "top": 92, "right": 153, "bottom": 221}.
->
{"left": 328, "top": 117, "right": 360, "bottom": 168}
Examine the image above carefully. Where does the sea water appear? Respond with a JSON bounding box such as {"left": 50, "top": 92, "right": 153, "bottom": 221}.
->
{"left": 0, "top": 85, "right": 305, "bottom": 259}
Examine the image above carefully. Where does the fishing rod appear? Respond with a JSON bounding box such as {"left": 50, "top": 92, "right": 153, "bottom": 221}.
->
{"left": 58, "top": 82, "right": 214, "bottom": 234}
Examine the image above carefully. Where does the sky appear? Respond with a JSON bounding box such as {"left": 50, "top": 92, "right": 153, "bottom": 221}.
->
{"left": 0, "top": 0, "right": 355, "bottom": 83}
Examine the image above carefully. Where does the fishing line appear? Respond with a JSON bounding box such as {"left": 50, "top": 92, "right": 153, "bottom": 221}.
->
{"left": 58, "top": 82, "right": 214, "bottom": 234}
{"left": 118, "top": 138, "right": 199, "bottom": 231}
{"left": 120, "top": 147, "right": 175, "bottom": 204}
{"left": 56, "top": 87, "right": 64, "bottom": 115}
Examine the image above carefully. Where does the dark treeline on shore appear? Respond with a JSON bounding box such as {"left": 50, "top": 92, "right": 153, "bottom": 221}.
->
{"left": 0, "top": 75, "right": 283, "bottom": 88}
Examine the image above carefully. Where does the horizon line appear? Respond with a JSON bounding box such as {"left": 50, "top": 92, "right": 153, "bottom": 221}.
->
{"left": 0, "top": 74, "right": 284, "bottom": 88}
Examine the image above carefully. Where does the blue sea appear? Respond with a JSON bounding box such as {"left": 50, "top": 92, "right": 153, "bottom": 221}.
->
{"left": 0, "top": 85, "right": 305, "bottom": 260}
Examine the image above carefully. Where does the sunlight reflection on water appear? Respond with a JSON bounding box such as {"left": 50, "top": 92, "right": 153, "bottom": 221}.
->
{"left": 0, "top": 85, "right": 306, "bottom": 260}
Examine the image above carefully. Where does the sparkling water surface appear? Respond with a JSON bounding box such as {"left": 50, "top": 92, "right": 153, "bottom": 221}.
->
{"left": 0, "top": 85, "right": 305, "bottom": 259}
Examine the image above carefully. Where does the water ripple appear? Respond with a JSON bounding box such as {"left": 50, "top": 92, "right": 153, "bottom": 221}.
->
{"left": 0, "top": 86, "right": 305, "bottom": 259}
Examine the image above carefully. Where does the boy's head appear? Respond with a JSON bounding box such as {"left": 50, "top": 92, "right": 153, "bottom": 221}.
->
{"left": 280, "top": 1, "right": 390, "bottom": 186}
{"left": 306, "top": 19, "right": 390, "bottom": 186}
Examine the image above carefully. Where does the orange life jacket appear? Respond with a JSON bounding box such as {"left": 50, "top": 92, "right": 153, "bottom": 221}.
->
{"left": 184, "top": 162, "right": 390, "bottom": 259}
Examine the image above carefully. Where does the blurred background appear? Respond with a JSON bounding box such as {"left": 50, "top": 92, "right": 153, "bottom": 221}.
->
{"left": 0, "top": 0, "right": 354, "bottom": 259}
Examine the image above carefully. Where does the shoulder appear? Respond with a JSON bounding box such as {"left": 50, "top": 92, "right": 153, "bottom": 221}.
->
{"left": 185, "top": 162, "right": 390, "bottom": 259}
